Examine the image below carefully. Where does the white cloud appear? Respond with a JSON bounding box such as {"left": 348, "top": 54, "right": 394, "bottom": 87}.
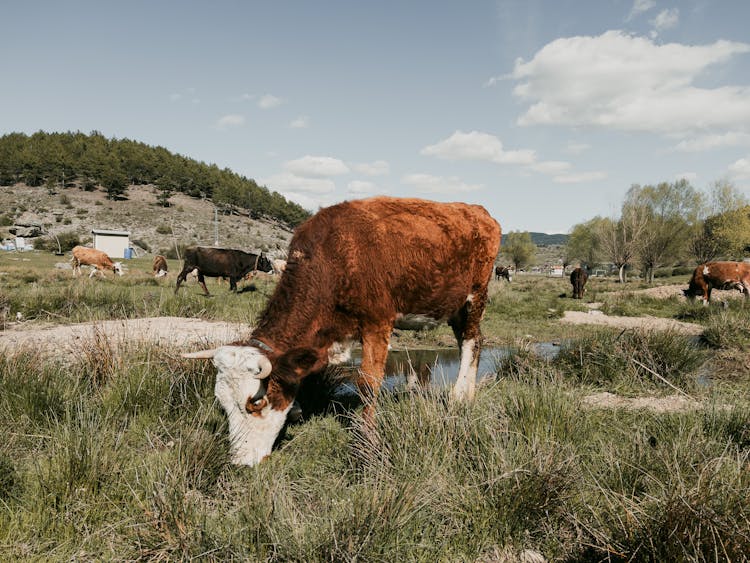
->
{"left": 285, "top": 155, "right": 350, "bottom": 177}
{"left": 553, "top": 171, "right": 607, "bottom": 184}
{"left": 258, "top": 94, "right": 283, "bottom": 109}
{"left": 421, "top": 130, "right": 536, "bottom": 165}
{"left": 289, "top": 116, "right": 310, "bottom": 129}
{"left": 676, "top": 171, "right": 698, "bottom": 182}
{"left": 528, "top": 160, "right": 572, "bottom": 175}
{"left": 650, "top": 8, "right": 679, "bottom": 36}
{"left": 627, "top": 0, "right": 656, "bottom": 21}
{"left": 401, "top": 173, "right": 484, "bottom": 194}
{"left": 347, "top": 180, "right": 379, "bottom": 194}
{"left": 729, "top": 156, "right": 750, "bottom": 179}
{"left": 565, "top": 142, "right": 591, "bottom": 155}
{"left": 215, "top": 114, "right": 245, "bottom": 129}
{"left": 673, "top": 132, "right": 750, "bottom": 152}
{"left": 169, "top": 93, "right": 182, "bottom": 102}
{"left": 263, "top": 171, "right": 336, "bottom": 194}
{"left": 511, "top": 31, "right": 750, "bottom": 135}
{"left": 351, "top": 160, "right": 390, "bottom": 176}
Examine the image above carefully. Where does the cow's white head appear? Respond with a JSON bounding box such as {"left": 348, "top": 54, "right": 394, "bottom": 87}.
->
{"left": 113, "top": 262, "right": 124, "bottom": 276}
{"left": 183, "top": 345, "right": 291, "bottom": 466}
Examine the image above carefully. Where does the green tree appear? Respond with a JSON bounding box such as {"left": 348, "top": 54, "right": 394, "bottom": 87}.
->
{"left": 701, "top": 205, "right": 750, "bottom": 260}
{"left": 565, "top": 218, "right": 603, "bottom": 268}
{"left": 628, "top": 179, "right": 703, "bottom": 283}
{"left": 501, "top": 231, "right": 536, "bottom": 271}
{"left": 690, "top": 181, "right": 749, "bottom": 262}
{"left": 101, "top": 158, "right": 128, "bottom": 200}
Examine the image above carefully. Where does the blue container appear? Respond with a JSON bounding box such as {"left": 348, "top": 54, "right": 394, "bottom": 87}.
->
{"left": 124, "top": 247, "right": 133, "bottom": 259}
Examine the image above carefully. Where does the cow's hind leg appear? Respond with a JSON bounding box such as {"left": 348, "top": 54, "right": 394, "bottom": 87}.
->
{"left": 448, "top": 290, "right": 487, "bottom": 401}
{"left": 197, "top": 273, "right": 210, "bottom": 295}
{"left": 357, "top": 323, "right": 391, "bottom": 428}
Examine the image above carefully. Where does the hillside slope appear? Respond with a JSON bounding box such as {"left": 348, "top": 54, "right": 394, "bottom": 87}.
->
{"left": 1, "top": 183, "right": 294, "bottom": 257}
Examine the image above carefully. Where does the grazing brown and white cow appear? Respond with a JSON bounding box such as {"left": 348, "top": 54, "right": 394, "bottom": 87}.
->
{"left": 71, "top": 246, "right": 123, "bottom": 278}
{"left": 271, "top": 258, "right": 287, "bottom": 276}
{"left": 570, "top": 266, "right": 588, "bottom": 299}
{"left": 153, "top": 255, "right": 168, "bottom": 278}
{"left": 495, "top": 265, "right": 512, "bottom": 282}
{"left": 683, "top": 261, "right": 750, "bottom": 304}
{"left": 184, "top": 196, "right": 501, "bottom": 466}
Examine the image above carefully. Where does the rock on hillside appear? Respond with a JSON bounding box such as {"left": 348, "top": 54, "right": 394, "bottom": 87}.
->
{"left": 0, "top": 183, "right": 294, "bottom": 257}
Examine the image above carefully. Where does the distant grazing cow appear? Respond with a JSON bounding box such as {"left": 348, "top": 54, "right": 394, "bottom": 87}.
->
{"left": 71, "top": 246, "right": 123, "bottom": 278}
{"left": 495, "top": 265, "right": 512, "bottom": 282}
{"left": 683, "top": 261, "right": 750, "bottom": 304}
{"left": 174, "top": 246, "right": 273, "bottom": 295}
{"left": 183, "top": 196, "right": 501, "bottom": 465}
{"left": 152, "top": 255, "right": 168, "bottom": 278}
{"left": 271, "top": 258, "right": 287, "bottom": 276}
{"left": 570, "top": 267, "right": 588, "bottom": 299}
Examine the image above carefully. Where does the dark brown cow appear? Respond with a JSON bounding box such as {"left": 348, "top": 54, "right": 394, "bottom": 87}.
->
{"left": 570, "top": 267, "right": 588, "bottom": 299}
{"left": 495, "top": 265, "right": 512, "bottom": 282}
{"left": 683, "top": 261, "right": 750, "bottom": 304}
{"left": 152, "top": 255, "right": 168, "bottom": 278}
{"left": 174, "top": 246, "right": 273, "bottom": 295}
{"left": 184, "top": 196, "right": 501, "bottom": 465}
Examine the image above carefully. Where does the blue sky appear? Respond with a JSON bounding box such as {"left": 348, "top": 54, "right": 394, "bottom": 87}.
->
{"left": 3, "top": 1, "right": 750, "bottom": 233}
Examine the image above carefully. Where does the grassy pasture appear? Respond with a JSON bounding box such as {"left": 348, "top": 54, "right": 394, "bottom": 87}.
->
{"left": 1, "top": 251, "right": 749, "bottom": 561}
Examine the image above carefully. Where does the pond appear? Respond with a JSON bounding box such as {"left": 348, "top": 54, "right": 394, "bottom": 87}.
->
{"left": 333, "top": 343, "right": 561, "bottom": 397}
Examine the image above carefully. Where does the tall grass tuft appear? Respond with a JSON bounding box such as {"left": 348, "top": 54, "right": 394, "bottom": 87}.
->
{"left": 554, "top": 329, "right": 706, "bottom": 393}
{"left": 701, "top": 307, "right": 750, "bottom": 350}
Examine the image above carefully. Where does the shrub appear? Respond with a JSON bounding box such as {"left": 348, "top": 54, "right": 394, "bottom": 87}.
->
{"left": 131, "top": 238, "right": 151, "bottom": 252}
{"left": 41, "top": 230, "right": 82, "bottom": 252}
{"left": 156, "top": 225, "right": 173, "bottom": 235}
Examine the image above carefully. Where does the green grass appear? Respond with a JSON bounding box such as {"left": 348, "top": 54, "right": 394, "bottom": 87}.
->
{"left": 1, "top": 253, "right": 750, "bottom": 560}
{"left": 1, "top": 345, "right": 748, "bottom": 561}
{"left": 0, "top": 251, "right": 275, "bottom": 324}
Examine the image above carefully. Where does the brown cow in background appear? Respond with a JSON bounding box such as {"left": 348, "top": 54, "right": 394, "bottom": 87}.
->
{"left": 683, "top": 261, "right": 750, "bottom": 304}
{"left": 570, "top": 267, "right": 588, "bottom": 299}
{"left": 153, "top": 255, "right": 168, "bottom": 278}
{"left": 71, "top": 246, "right": 123, "bottom": 278}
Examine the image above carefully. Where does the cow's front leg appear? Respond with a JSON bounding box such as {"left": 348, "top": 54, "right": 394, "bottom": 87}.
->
{"left": 357, "top": 324, "right": 392, "bottom": 428}
{"left": 450, "top": 289, "right": 487, "bottom": 402}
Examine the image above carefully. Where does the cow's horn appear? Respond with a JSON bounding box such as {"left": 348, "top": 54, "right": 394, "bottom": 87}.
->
{"left": 182, "top": 349, "right": 217, "bottom": 359}
{"left": 255, "top": 355, "right": 272, "bottom": 379}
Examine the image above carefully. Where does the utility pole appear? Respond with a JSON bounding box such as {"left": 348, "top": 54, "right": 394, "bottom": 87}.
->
{"left": 214, "top": 206, "right": 219, "bottom": 246}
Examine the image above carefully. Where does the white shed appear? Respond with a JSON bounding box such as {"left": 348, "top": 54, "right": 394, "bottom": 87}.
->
{"left": 92, "top": 229, "right": 131, "bottom": 259}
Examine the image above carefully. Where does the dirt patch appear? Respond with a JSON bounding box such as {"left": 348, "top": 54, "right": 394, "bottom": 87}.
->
{"left": 560, "top": 310, "right": 704, "bottom": 335}
{"left": 0, "top": 317, "right": 251, "bottom": 359}
{"left": 582, "top": 391, "right": 700, "bottom": 413}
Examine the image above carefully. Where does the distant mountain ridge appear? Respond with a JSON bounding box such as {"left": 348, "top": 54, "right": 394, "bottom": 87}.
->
{"left": 500, "top": 232, "right": 568, "bottom": 246}
{"left": 529, "top": 232, "right": 568, "bottom": 246}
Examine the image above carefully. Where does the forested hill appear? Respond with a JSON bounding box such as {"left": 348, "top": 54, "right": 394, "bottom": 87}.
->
{"left": 529, "top": 232, "right": 568, "bottom": 245}
{"left": 0, "top": 131, "right": 310, "bottom": 227}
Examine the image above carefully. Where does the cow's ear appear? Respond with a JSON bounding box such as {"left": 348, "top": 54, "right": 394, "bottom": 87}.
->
{"left": 275, "top": 348, "right": 322, "bottom": 378}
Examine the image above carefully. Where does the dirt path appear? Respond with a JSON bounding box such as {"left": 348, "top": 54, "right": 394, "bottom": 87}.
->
{"left": 0, "top": 317, "right": 251, "bottom": 358}
{"left": 560, "top": 310, "right": 704, "bottom": 335}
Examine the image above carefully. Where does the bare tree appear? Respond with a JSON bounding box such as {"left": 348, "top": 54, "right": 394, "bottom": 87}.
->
{"left": 597, "top": 204, "right": 649, "bottom": 283}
